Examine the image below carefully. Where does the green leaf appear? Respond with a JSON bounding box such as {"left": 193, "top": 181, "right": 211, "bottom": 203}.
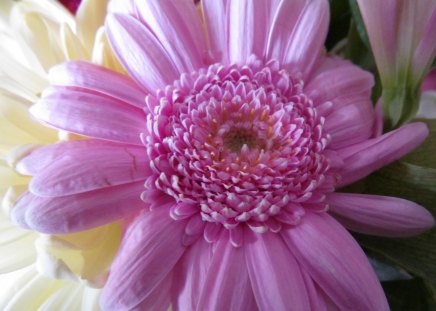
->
{"left": 344, "top": 22, "right": 372, "bottom": 68}
{"left": 382, "top": 279, "right": 436, "bottom": 311}
{"left": 347, "top": 0, "right": 370, "bottom": 48}
{"left": 382, "top": 77, "right": 422, "bottom": 130}
{"left": 404, "top": 119, "right": 436, "bottom": 168}
{"left": 427, "top": 281, "right": 436, "bottom": 305}
{"left": 357, "top": 230, "right": 436, "bottom": 293}
{"left": 344, "top": 21, "right": 381, "bottom": 102}
{"left": 326, "top": 0, "right": 351, "bottom": 50}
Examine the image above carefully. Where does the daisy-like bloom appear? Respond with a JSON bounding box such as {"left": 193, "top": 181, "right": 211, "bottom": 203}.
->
{"left": 11, "top": 0, "right": 435, "bottom": 310}
{"left": 0, "top": 0, "right": 122, "bottom": 308}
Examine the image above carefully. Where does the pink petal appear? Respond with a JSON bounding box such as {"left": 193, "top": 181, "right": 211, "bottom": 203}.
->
{"left": 182, "top": 214, "right": 205, "bottom": 246}
{"left": 49, "top": 61, "right": 147, "bottom": 109}
{"left": 301, "top": 269, "right": 328, "bottom": 311}
{"left": 266, "top": 0, "right": 307, "bottom": 62}
{"left": 171, "top": 239, "right": 213, "bottom": 310}
{"left": 422, "top": 67, "right": 436, "bottom": 92}
{"left": 31, "top": 86, "right": 147, "bottom": 145}
{"left": 244, "top": 230, "right": 311, "bottom": 310}
{"left": 197, "top": 232, "right": 258, "bottom": 311}
{"left": 228, "top": 0, "right": 271, "bottom": 64}
{"left": 282, "top": 212, "right": 389, "bottom": 311}
{"left": 132, "top": 0, "right": 207, "bottom": 74}
{"left": 101, "top": 208, "right": 186, "bottom": 310}
{"left": 328, "top": 192, "right": 435, "bottom": 237}
{"left": 15, "top": 140, "right": 104, "bottom": 176}
{"left": 132, "top": 274, "right": 172, "bottom": 311}
{"left": 201, "top": 0, "right": 229, "bottom": 62}
{"left": 267, "top": 0, "right": 329, "bottom": 78}
{"left": 12, "top": 182, "right": 145, "bottom": 234}
{"left": 28, "top": 140, "right": 150, "bottom": 196}
{"left": 373, "top": 100, "right": 384, "bottom": 137}
{"left": 337, "top": 122, "right": 429, "bottom": 187}
{"left": 324, "top": 96, "right": 375, "bottom": 149}
{"left": 305, "top": 57, "right": 374, "bottom": 109}
{"left": 105, "top": 13, "right": 179, "bottom": 93}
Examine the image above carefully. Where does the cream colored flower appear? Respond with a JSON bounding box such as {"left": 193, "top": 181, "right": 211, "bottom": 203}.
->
{"left": 0, "top": 0, "right": 123, "bottom": 308}
{"left": 0, "top": 265, "right": 101, "bottom": 310}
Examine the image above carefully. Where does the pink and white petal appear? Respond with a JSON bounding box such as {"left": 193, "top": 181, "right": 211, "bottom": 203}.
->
{"left": 324, "top": 97, "right": 375, "bottom": 149}
{"left": 305, "top": 57, "right": 374, "bottom": 108}
{"left": 132, "top": 0, "right": 207, "bottom": 74}
{"left": 105, "top": 13, "right": 179, "bottom": 93}
{"left": 12, "top": 182, "right": 145, "bottom": 234}
{"left": 356, "top": 0, "right": 398, "bottom": 80}
{"left": 414, "top": 7, "right": 436, "bottom": 77}
{"left": 337, "top": 122, "right": 428, "bottom": 187}
{"left": 244, "top": 230, "right": 311, "bottom": 311}
{"left": 282, "top": 212, "right": 389, "bottom": 311}
{"left": 101, "top": 208, "right": 186, "bottom": 311}
{"left": 197, "top": 232, "right": 258, "bottom": 311}
{"left": 28, "top": 140, "right": 150, "bottom": 196}
{"left": 31, "top": 86, "right": 147, "bottom": 145}
{"left": 171, "top": 239, "right": 213, "bottom": 311}
{"left": 228, "top": 0, "right": 271, "bottom": 64}
{"left": 328, "top": 192, "right": 434, "bottom": 237}
{"left": 49, "top": 61, "right": 147, "bottom": 109}
{"left": 270, "top": 0, "right": 329, "bottom": 78}
{"left": 201, "top": 0, "right": 229, "bottom": 63}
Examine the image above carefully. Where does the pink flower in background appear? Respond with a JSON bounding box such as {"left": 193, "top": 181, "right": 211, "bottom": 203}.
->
{"left": 11, "top": 0, "right": 434, "bottom": 310}
{"left": 357, "top": 0, "right": 436, "bottom": 127}
{"left": 357, "top": 0, "right": 436, "bottom": 84}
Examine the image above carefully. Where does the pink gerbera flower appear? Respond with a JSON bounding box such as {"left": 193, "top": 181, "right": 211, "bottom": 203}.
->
{"left": 12, "top": 0, "right": 434, "bottom": 310}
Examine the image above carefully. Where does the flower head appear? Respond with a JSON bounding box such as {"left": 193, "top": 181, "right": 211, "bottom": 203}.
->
{"left": 11, "top": 0, "right": 435, "bottom": 310}
{"left": 145, "top": 58, "right": 331, "bottom": 234}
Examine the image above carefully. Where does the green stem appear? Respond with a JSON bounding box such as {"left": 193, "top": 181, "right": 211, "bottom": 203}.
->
{"left": 382, "top": 72, "right": 421, "bottom": 131}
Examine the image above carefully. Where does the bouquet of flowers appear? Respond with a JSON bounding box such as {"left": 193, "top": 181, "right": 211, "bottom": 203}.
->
{"left": 0, "top": 0, "right": 435, "bottom": 310}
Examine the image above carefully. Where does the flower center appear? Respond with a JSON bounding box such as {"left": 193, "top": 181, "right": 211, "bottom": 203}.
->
{"left": 143, "top": 58, "right": 331, "bottom": 233}
{"left": 223, "top": 128, "right": 261, "bottom": 152}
